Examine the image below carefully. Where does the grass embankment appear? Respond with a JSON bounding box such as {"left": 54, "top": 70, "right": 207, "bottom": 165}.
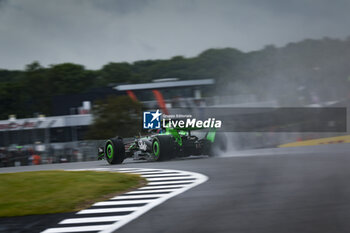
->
{"left": 0, "top": 170, "right": 145, "bottom": 217}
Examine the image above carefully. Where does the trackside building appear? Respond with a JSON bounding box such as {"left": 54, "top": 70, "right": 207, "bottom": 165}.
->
{"left": 0, "top": 114, "right": 92, "bottom": 147}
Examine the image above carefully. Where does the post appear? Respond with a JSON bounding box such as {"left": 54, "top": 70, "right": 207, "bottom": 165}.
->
{"left": 38, "top": 115, "right": 47, "bottom": 162}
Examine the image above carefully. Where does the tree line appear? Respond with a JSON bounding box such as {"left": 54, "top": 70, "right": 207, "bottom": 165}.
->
{"left": 1, "top": 37, "right": 350, "bottom": 120}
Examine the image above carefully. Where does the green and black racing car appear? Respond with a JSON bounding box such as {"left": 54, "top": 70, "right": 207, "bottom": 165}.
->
{"left": 97, "top": 127, "right": 226, "bottom": 164}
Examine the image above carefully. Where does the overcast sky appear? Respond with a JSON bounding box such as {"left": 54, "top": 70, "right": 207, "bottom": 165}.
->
{"left": 0, "top": 0, "right": 349, "bottom": 70}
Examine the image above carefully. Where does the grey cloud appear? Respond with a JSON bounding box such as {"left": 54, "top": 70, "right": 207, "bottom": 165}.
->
{"left": 91, "top": 0, "right": 154, "bottom": 15}
{"left": 0, "top": 0, "right": 349, "bottom": 69}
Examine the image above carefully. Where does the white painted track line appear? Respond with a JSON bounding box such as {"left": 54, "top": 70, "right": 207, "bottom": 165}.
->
{"left": 146, "top": 176, "right": 195, "bottom": 181}
{"left": 126, "top": 189, "right": 177, "bottom": 194}
{"left": 111, "top": 194, "right": 166, "bottom": 199}
{"left": 59, "top": 216, "right": 125, "bottom": 224}
{"left": 93, "top": 200, "right": 152, "bottom": 206}
{"left": 77, "top": 207, "right": 139, "bottom": 214}
{"left": 141, "top": 173, "right": 190, "bottom": 178}
{"left": 42, "top": 225, "right": 111, "bottom": 233}
{"left": 147, "top": 180, "right": 195, "bottom": 185}
{"left": 139, "top": 184, "right": 186, "bottom": 190}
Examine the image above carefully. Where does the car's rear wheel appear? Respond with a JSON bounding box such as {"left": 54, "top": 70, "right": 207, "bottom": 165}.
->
{"left": 105, "top": 137, "right": 125, "bottom": 164}
{"left": 152, "top": 135, "right": 173, "bottom": 161}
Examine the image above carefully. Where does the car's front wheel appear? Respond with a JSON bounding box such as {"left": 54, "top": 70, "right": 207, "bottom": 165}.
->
{"left": 152, "top": 135, "right": 173, "bottom": 161}
{"left": 105, "top": 137, "right": 125, "bottom": 164}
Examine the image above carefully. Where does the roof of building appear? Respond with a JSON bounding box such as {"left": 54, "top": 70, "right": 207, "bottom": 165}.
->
{"left": 114, "top": 79, "right": 215, "bottom": 91}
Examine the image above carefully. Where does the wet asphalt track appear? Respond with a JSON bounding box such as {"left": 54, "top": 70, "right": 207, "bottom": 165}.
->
{"left": 1, "top": 143, "right": 350, "bottom": 233}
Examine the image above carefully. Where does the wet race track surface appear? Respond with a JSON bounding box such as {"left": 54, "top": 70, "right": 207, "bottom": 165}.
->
{"left": 1, "top": 144, "right": 350, "bottom": 233}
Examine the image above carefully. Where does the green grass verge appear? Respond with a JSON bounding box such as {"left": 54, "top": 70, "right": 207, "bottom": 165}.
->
{"left": 0, "top": 170, "right": 145, "bottom": 217}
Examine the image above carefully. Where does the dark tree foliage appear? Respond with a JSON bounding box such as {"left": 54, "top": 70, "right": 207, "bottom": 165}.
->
{"left": 48, "top": 63, "right": 95, "bottom": 94}
{"left": 1, "top": 37, "right": 350, "bottom": 119}
{"left": 99, "top": 62, "right": 134, "bottom": 85}
{"left": 86, "top": 96, "right": 143, "bottom": 139}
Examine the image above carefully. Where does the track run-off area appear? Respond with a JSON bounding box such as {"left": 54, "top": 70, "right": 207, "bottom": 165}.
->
{"left": 1, "top": 143, "right": 350, "bottom": 233}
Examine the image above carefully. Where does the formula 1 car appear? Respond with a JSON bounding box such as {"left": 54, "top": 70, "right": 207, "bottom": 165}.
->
{"left": 97, "top": 127, "right": 226, "bottom": 164}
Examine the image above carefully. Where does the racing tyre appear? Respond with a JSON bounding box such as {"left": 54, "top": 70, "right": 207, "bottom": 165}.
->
{"left": 152, "top": 135, "right": 173, "bottom": 161}
{"left": 105, "top": 137, "right": 125, "bottom": 164}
